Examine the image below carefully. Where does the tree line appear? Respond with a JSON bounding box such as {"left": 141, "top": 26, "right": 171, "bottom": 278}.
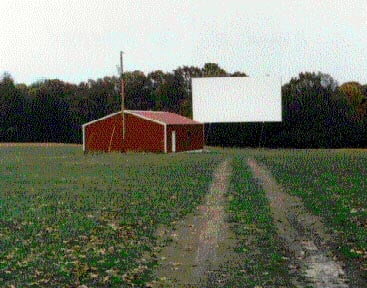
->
{"left": 0, "top": 63, "right": 366, "bottom": 148}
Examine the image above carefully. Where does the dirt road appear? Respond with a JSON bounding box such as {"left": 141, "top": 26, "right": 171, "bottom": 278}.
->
{"left": 151, "top": 159, "right": 237, "bottom": 287}
{"left": 247, "top": 158, "right": 349, "bottom": 288}
{"left": 149, "top": 157, "right": 352, "bottom": 287}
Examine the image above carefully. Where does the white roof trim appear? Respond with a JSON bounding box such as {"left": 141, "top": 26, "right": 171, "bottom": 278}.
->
{"left": 124, "top": 111, "right": 166, "bottom": 126}
{"left": 128, "top": 110, "right": 169, "bottom": 114}
{"left": 127, "top": 110, "right": 201, "bottom": 125}
{"left": 82, "top": 111, "right": 122, "bottom": 127}
{"left": 82, "top": 110, "right": 201, "bottom": 128}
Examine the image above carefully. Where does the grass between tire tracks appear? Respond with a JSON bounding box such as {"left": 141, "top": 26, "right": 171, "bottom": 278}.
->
{"left": 224, "top": 154, "right": 294, "bottom": 287}
{"left": 0, "top": 146, "right": 223, "bottom": 287}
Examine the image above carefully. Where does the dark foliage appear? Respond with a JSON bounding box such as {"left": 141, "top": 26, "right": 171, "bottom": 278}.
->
{"left": 0, "top": 67, "right": 366, "bottom": 147}
{"left": 206, "top": 72, "right": 366, "bottom": 148}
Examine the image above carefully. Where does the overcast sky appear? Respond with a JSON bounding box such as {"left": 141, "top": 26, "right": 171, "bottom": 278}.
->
{"left": 1, "top": 0, "right": 367, "bottom": 85}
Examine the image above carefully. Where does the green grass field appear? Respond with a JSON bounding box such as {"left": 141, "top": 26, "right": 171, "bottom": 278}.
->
{"left": 1, "top": 146, "right": 366, "bottom": 287}
{"left": 0, "top": 146, "right": 223, "bottom": 286}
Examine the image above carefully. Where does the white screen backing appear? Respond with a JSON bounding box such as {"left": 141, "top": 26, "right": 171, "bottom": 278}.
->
{"left": 192, "top": 77, "right": 282, "bottom": 123}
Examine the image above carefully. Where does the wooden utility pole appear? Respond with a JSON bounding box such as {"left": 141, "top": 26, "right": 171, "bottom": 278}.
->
{"left": 120, "top": 51, "right": 125, "bottom": 141}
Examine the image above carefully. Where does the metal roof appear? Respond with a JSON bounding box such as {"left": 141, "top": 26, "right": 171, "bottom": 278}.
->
{"left": 82, "top": 110, "right": 201, "bottom": 127}
{"left": 128, "top": 110, "right": 202, "bottom": 125}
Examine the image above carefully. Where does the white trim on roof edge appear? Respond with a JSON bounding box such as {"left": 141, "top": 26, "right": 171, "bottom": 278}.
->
{"left": 129, "top": 110, "right": 166, "bottom": 113}
{"left": 129, "top": 110, "right": 202, "bottom": 125}
{"left": 82, "top": 111, "right": 122, "bottom": 127}
{"left": 124, "top": 111, "right": 166, "bottom": 126}
{"left": 82, "top": 110, "right": 202, "bottom": 129}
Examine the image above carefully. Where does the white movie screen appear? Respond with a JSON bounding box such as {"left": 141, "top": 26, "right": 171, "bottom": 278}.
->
{"left": 192, "top": 77, "right": 282, "bottom": 123}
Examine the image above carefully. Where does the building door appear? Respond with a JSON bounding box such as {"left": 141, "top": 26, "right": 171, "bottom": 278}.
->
{"left": 171, "top": 131, "right": 176, "bottom": 153}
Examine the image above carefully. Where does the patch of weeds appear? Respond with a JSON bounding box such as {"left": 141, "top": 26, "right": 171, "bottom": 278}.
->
{"left": 225, "top": 155, "right": 295, "bottom": 287}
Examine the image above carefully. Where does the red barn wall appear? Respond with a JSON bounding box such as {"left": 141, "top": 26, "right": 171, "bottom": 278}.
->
{"left": 166, "top": 124, "right": 204, "bottom": 153}
{"left": 84, "top": 114, "right": 123, "bottom": 152}
{"left": 124, "top": 113, "right": 165, "bottom": 152}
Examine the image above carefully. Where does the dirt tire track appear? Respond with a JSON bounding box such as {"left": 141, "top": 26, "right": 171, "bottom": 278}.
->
{"left": 247, "top": 158, "right": 349, "bottom": 288}
{"left": 150, "top": 159, "right": 237, "bottom": 287}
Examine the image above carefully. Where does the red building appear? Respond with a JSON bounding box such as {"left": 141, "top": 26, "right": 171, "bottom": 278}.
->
{"left": 82, "top": 110, "right": 204, "bottom": 153}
